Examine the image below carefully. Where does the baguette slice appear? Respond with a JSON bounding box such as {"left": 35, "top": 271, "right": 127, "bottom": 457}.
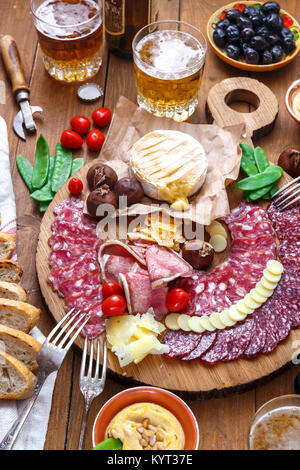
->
{"left": 0, "top": 350, "right": 37, "bottom": 399}
{"left": 0, "top": 324, "right": 42, "bottom": 371}
{"left": 0, "top": 299, "right": 41, "bottom": 333}
{"left": 0, "top": 281, "right": 27, "bottom": 302}
{"left": 0, "top": 260, "right": 23, "bottom": 283}
{"left": 0, "top": 232, "right": 15, "bottom": 260}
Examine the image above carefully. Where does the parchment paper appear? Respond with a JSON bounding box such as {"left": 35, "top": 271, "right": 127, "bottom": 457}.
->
{"left": 91, "top": 96, "right": 244, "bottom": 226}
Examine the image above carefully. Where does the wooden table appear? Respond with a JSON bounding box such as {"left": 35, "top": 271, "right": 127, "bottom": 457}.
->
{"left": 0, "top": 0, "right": 300, "bottom": 450}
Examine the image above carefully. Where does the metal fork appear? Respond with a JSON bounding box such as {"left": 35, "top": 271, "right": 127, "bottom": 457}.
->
{"left": 271, "top": 175, "right": 300, "bottom": 211}
{"left": 0, "top": 309, "right": 90, "bottom": 451}
{"left": 78, "top": 336, "right": 107, "bottom": 450}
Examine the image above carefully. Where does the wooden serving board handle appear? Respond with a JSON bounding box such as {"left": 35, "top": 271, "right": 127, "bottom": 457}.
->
{"left": 0, "top": 35, "right": 29, "bottom": 96}
{"left": 206, "top": 77, "right": 279, "bottom": 145}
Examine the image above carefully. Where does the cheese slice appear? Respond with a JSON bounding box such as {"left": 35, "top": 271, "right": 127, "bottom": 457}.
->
{"left": 130, "top": 130, "right": 208, "bottom": 210}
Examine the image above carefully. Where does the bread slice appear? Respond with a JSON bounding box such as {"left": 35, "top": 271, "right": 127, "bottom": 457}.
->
{"left": 0, "top": 350, "right": 37, "bottom": 399}
{"left": 0, "top": 299, "right": 41, "bottom": 333}
{"left": 0, "top": 232, "right": 15, "bottom": 260}
{"left": 0, "top": 281, "right": 27, "bottom": 302}
{"left": 0, "top": 325, "right": 41, "bottom": 371}
{"left": 0, "top": 260, "right": 23, "bottom": 283}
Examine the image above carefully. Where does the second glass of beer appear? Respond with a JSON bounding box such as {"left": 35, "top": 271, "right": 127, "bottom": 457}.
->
{"left": 132, "top": 20, "right": 207, "bottom": 122}
{"left": 31, "top": 0, "right": 103, "bottom": 82}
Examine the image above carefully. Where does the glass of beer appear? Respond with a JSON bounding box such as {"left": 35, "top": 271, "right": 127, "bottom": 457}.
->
{"left": 248, "top": 395, "right": 300, "bottom": 450}
{"left": 132, "top": 20, "right": 207, "bottom": 122}
{"left": 31, "top": 0, "right": 103, "bottom": 82}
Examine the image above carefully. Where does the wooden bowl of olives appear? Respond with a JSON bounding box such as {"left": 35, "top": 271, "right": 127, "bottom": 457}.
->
{"left": 207, "top": 1, "right": 300, "bottom": 71}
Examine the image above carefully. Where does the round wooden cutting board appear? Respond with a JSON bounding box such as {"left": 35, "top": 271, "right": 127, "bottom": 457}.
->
{"left": 36, "top": 81, "right": 300, "bottom": 398}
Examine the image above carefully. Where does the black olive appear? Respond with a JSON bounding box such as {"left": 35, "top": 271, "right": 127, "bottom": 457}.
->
{"left": 263, "top": 13, "right": 283, "bottom": 32}
{"left": 245, "top": 47, "right": 260, "bottom": 64}
{"left": 241, "top": 42, "right": 251, "bottom": 55}
{"left": 295, "top": 373, "right": 300, "bottom": 394}
{"left": 216, "top": 18, "right": 230, "bottom": 30}
{"left": 226, "top": 24, "right": 240, "bottom": 43}
{"left": 255, "top": 25, "right": 270, "bottom": 38}
{"left": 271, "top": 44, "right": 284, "bottom": 62}
{"left": 226, "top": 9, "right": 242, "bottom": 24}
{"left": 243, "top": 6, "right": 260, "bottom": 18}
{"left": 268, "top": 33, "right": 281, "bottom": 46}
{"left": 236, "top": 15, "right": 253, "bottom": 30}
{"left": 250, "top": 35, "right": 268, "bottom": 51}
{"left": 281, "top": 27, "right": 294, "bottom": 40}
{"left": 251, "top": 14, "right": 264, "bottom": 29}
{"left": 282, "top": 36, "right": 296, "bottom": 54}
{"left": 241, "top": 27, "right": 255, "bottom": 42}
{"left": 261, "top": 1, "right": 281, "bottom": 16}
{"left": 261, "top": 49, "right": 273, "bottom": 64}
{"left": 226, "top": 43, "right": 241, "bottom": 60}
{"left": 213, "top": 28, "right": 227, "bottom": 48}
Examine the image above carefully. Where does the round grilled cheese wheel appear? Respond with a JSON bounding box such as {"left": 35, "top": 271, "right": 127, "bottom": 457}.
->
{"left": 188, "top": 316, "right": 205, "bottom": 333}
{"left": 165, "top": 313, "right": 180, "bottom": 330}
{"left": 261, "top": 276, "right": 277, "bottom": 290}
{"left": 209, "top": 312, "right": 226, "bottom": 329}
{"left": 177, "top": 314, "right": 192, "bottom": 332}
{"left": 266, "top": 260, "right": 284, "bottom": 276}
{"left": 219, "top": 310, "right": 236, "bottom": 327}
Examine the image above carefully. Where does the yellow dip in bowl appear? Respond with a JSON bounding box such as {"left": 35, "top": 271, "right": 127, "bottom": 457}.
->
{"left": 105, "top": 402, "right": 185, "bottom": 450}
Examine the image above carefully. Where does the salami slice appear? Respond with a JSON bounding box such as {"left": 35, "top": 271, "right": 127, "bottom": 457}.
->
{"left": 81, "top": 301, "right": 105, "bottom": 338}
{"left": 49, "top": 249, "right": 97, "bottom": 270}
{"left": 51, "top": 220, "right": 97, "bottom": 239}
{"left": 201, "top": 329, "right": 233, "bottom": 364}
{"left": 65, "top": 286, "right": 103, "bottom": 312}
{"left": 48, "top": 258, "right": 99, "bottom": 294}
{"left": 182, "top": 332, "right": 217, "bottom": 360}
{"left": 49, "top": 234, "right": 100, "bottom": 252}
{"left": 163, "top": 330, "right": 202, "bottom": 358}
{"left": 59, "top": 270, "right": 101, "bottom": 298}
{"left": 243, "top": 311, "right": 267, "bottom": 359}
{"left": 222, "top": 318, "right": 253, "bottom": 362}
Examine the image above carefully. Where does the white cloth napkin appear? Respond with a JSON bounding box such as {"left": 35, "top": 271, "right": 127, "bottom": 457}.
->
{"left": 0, "top": 116, "right": 58, "bottom": 450}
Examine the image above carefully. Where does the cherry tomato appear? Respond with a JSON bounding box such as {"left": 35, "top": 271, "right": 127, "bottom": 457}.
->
{"left": 61, "top": 130, "right": 83, "bottom": 149}
{"left": 282, "top": 14, "right": 293, "bottom": 28}
{"left": 68, "top": 177, "right": 83, "bottom": 195}
{"left": 70, "top": 115, "right": 91, "bottom": 135}
{"left": 92, "top": 107, "right": 112, "bottom": 128}
{"left": 166, "top": 288, "right": 189, "bottom": 312}
{"left": 86, "top": 129, "right": 105, "bottom": 151}
{"left": 102, "top": 294, "right": 126, "bottom": 316}
{"left": 102, "top": 282, "right": 123, "bottom": 299}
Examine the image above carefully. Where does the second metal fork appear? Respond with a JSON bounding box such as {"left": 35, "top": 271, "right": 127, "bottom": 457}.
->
{"left": 271, "top": 175, "right": 300, "bottom": 211}
{"left": 78, "top": 336, "right": 107, "bottom": 450}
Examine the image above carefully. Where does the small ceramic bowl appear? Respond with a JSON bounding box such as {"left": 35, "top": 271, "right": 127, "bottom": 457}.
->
{"left": 92, "top": 386, "right": 199, "bottom": 450}
{"left": 207, "top": 1, "right": 300, "bottom": 72}
{"left": 285, "top": 79, "right": 300, "bottom": 124}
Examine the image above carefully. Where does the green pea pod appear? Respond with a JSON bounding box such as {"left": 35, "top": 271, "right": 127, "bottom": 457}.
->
{"left": 51, "top": 143, "right": 73, "bottom": 193}
{"left": 235, "top": 165, "right": 283, "bottom": 191}
{"left": 248, "top": 184, "right": 273, "bottom": 201}
{"left": 31, "top": 157, "right": 55, "bottom": 202}
{"left": 262, "top": 182, "right": 278, "bottom": 200}
{"left": 240, "top": 143, "right": 257, "bottom": 166}
{"left": 93, "top": 438, "right": 123, "bottom": 450}
{"left": 16, "top": 154, "right": 34, "bottom": 192}
{"left": 254, "top": 146, "right": 270, "bottom": 173}
{"left": 32, "top": 135, "right": 50, "bottom": 189}
{"left": 39, "top": 201, "right": 50, "bottom": 212}
{"left": 71, "top": 157, "right": 84, "bottom": 176}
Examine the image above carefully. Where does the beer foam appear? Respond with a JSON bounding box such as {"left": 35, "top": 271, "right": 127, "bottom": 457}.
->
{"left": 35, "top": 0, "right": 101, "bottom": 39}
{"left": 135, "top": 30, "right": 205, "bottom": 80}
{"left": 250, "top": 406, "right": 300, "bottom": 450}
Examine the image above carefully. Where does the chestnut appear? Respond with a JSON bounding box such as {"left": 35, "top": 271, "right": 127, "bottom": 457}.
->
{"left": 86, "top": 185, "right": 117, "bottom": 218}
{"left": 87, "top": 163, "right": 118, "bottom": 191}
{"left": 182, "top": 240, "right": 214, "bottom": 270}
{"left": 278, "top": 147, "right": 300, "bottom": 178}
{"left": 115, "top": 177, "right": 144, "bottom": 206}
